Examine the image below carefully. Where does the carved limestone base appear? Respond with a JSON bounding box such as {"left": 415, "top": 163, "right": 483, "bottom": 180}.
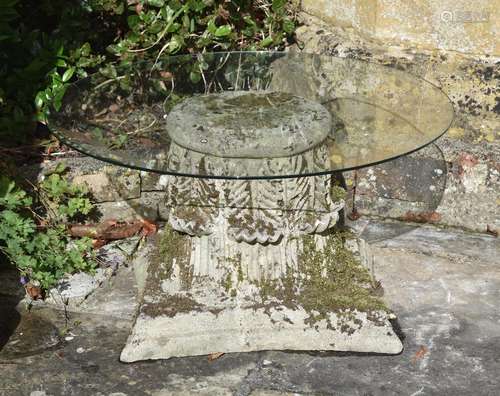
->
{"left": 120, "top": 223, "right": 403, "bottom": 362}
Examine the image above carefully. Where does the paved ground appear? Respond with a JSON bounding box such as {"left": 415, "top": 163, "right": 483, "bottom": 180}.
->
{"left": 1, "top": 219, "right": 499, "bottom": 396}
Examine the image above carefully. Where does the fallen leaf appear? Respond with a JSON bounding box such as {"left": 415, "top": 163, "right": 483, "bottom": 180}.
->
{"left": 218, "top": 4, "right": 230, "bottom": 20}
{"left": 399, "top": 211, "right": 441, "bottom": 224}
{"left": 411, "top": 345, "right": 428, "bottom": 363}
{"left": 25, "top": 283, "right": 44, "bottom": 300}
{"left": 160, "top": 71, "right": 173, "bottom": 80}
{"left": 208, "top": 352, "right": 224, "bottom": 361}
{"left": 347, "top": 208, "right": 361, "bottom": 221}
{"left": 140, "top": 219, "right": 157, "bottom": 236}
{"left": 136, "top": 138, "right": 159, "bottom": 148}
{"left": 108, "top": 103, "right": 119, "bottom": 113}
{"left": 92, "top": 239, "right": 108, "bottom": 249}
{"left": 457, "top": 153, "right": 479, "bottom": 168}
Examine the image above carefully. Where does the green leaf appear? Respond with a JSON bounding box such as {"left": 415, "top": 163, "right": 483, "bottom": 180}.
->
{"left": 182, "top": 13, "right": 190, "bottom": 28}
{"left": 147, "top": 0, "right": 165, "bottom": 7}
{"left": 149, "top": 21, "right": 164, "bottom": 34}
{"left": 53, "top": 86, "right": 67, "bottom": 111}
{"left": 214, "top": 25, "right": 232, "bottom": 37}
{"left": 167, "top": 35, "right": 183, "bottom": 53}
{"left": 166, "top": 22, "right": 181, "bottom": 33}
{"left": 282, "top": 18, "right": 295, "bottom": 34}
{"left": 114, "top": 2, "right": 124, "bottom": 14}
{"left": 35, "top": 91, "right": 45, "bottom": 109}
{"left": 55, "top": 59, "right": 67, "bottom": 67}
{"left": 127, "top": 15, "right": 141, "bottom": 29}
{"left": 62, "top": 67, "right": 75, "bottom": 82}
{"left": 92, "top": 127, "right": 104, "bottom": 141}
{"left": 0, "top": 176, "right": 15, "bottom": 201}
{"left": 272, "top": 0, "right": 287, "bottom": 12}
{"left": 260, "top": 36, "right": 274, "bottom": 47}
{"left": 80, "top": 42, "right": 91, "bottom": 57}
{"left": 207, "top": 19, "right": 217, "bottom": 34}
{"left": 45, "top": 162, "right": 68, "bottom": 176}
{"left": 189, "top": 71, "right": 201, "bottom": 83}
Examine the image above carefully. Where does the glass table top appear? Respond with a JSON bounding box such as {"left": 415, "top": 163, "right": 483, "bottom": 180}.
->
{"left": 47, "top": 51, "right": 455, "bottom": 180}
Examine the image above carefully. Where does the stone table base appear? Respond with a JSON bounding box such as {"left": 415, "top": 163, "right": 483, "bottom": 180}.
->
{"left": 120, "top": 165, "right": 402, "bottom": 362}
{"left": 121, "top": 225, "right": 402, "bottom": 362}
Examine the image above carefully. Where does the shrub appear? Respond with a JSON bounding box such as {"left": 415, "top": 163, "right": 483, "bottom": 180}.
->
{"left": 0, "top": 167, "right": 95, "bottom": 291}
{"left": 1, "top": 0, "right": 299, "bottom": 143}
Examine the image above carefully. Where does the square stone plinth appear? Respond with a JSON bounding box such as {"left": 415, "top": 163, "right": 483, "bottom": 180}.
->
{"left": 121, "top": 228, "right": 402, "bottom": 362}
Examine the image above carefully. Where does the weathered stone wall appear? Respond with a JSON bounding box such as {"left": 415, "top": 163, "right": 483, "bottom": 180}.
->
{"left": 22, "top": 157, "right": 167, "bottom": 223}
{"left": 301, "top": 0, "right": 499, "bottom": 55}
{"left": 294, "top": 13, "right": 499, "bottom": 234}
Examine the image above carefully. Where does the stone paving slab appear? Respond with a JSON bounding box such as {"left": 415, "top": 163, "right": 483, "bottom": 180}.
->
{"left": 0, "top": 220, "right": 499, "bottom": 395}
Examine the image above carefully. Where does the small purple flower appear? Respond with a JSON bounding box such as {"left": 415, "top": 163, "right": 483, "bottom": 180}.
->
{"left": 20, "top": 275, "right": 29, "bottom": 285}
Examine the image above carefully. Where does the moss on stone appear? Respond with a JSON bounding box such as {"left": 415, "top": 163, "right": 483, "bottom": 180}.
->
{"left": 237, "top": 262, "right": 244, "bottom": 284}
{"left": 142, "top": 295, "right": 203, "bottom": 318}
{"left": 331, "top": 184, "right": 347, "bottom": 202}
{"left": 225, "top": 253, "right": 244, "bottom": 285}
{"left": 222, "top": 273, "right": 233, "bottom": 293}
{"left": 256, "top": 231, "right": 388, "bottom": 330}
{"left": 143, "top": 225, "right": 200, "bottom": 318}
{"left": 157, "top": 225, "right": 192, "bottom": 288}
{"left": 298, "top": 232, "right": 386, "bottom": 314}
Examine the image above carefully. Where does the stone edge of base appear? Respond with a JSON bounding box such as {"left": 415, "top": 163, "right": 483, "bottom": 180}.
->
{"left": 119, "top": 308, "right": 403, "bottom": 362}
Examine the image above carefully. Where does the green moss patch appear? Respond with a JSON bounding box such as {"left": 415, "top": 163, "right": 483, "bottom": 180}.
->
{"left": 142, "top": 225, "right": 199, "bottom": 318}
{"left": 156, "top": 225, "right": 193, "bottom": 288}
{"left": 142, "top": 295, "right": 203, "bottom": 318}
{"left": 257, "top": 231, "right": 388, "bottom": 329}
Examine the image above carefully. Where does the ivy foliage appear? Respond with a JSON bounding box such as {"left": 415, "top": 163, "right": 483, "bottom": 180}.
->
{"left": 0, "top": 165, "right": 95, "bottom": 291}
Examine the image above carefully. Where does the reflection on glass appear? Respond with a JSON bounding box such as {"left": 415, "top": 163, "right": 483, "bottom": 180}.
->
{"left": 48, "top": 51, "right": 454, "bottom": 179}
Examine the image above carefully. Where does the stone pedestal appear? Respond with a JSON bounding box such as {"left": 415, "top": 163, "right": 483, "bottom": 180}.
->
{"left": 120, "top": 170, "right": 402, "bottom": 362}
{"left": 120, "top": 90, "right": 402, "bottom": 362}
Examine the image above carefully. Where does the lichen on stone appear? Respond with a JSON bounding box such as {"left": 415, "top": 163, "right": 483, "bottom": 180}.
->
{"left": 331, "top": 182, "right": 347, "bottom": 202}
{"left": 222, "top": 272, "right": 233, "bottom": 293}
{"left": 156, "top": 225, "right": 192, "bottom": 288}
{"left": 217, "top": 253, "right": 244, "bottom": 297}
{"left": 142, "top": 295, "right": 203, "bottom": 318}
{"left": 257, "top": 230, "right": 388, "bottom": 330}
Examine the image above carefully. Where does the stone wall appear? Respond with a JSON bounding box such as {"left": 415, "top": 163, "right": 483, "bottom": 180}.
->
{"left": 294, "top": 12, "right": 499, "bottom": 234}
{"left": 301, "top": 0, "right": 499, "bottom": 55}
{"left": 23, "top": 157, "right": 169, "bottom": 223}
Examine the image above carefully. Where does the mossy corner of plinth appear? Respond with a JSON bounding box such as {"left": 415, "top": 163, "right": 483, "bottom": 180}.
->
{"left": 257, "top": 230, "right": 390, "bottom": 332}
{"left": 141, "top": 226, "right": 198, "bottom": 318}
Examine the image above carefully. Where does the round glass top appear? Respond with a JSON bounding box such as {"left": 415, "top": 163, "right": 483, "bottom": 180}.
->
{"left": 47, "top": 51, "right": 454, "bottom": 180}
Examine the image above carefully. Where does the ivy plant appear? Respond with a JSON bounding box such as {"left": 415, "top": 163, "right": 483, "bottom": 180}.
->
{"left": 0, "top": 168, "right": 96, "bottom": 291}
